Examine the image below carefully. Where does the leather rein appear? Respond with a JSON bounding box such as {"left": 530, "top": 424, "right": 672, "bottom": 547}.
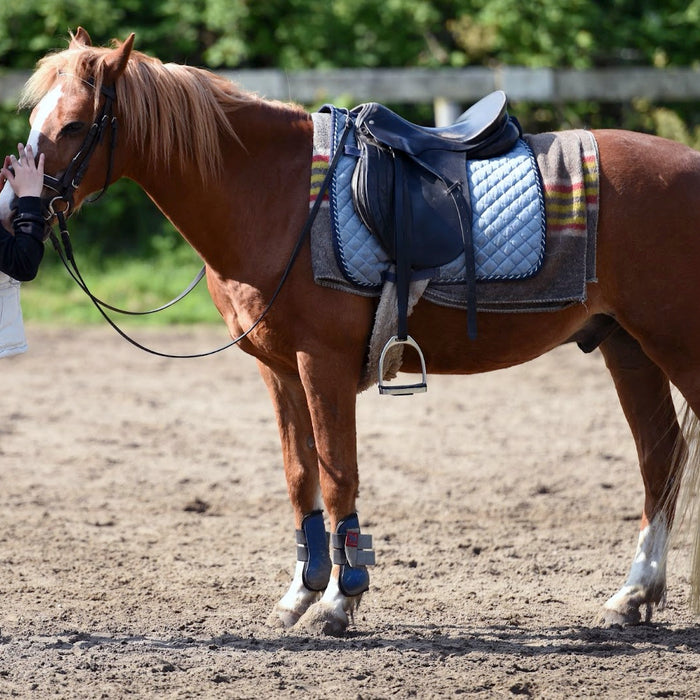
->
{"left": 44, "top": 78, "right": 352, "bottom": 358}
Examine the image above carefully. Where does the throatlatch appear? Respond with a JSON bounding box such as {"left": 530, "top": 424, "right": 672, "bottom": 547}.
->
{"left": 331, "top": 513, "right": 376, "bottom": 597}
{"left": 295, "top": 510, "right": 332, "bottom": 591}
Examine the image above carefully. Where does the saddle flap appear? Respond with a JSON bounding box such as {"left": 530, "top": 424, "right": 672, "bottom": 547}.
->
{"left": 348, "top": 92, "right": 524, "bottom": 343}
{"left": 352, "top": 147, "right": 465, "bottom": 268}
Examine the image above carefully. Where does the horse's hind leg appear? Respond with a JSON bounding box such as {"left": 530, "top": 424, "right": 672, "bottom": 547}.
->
{"left": 256, "top": 363, "right": 331, "bottom": 628}
{"left": 597, "top": 328, "right": 685, "bottom": 626}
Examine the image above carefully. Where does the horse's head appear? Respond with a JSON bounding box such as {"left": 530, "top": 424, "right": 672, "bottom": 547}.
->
{"left": 0, "top": 28, "right": 134, "bottom": 230}
{"left": 2, "top": 28, "right": 266, "bottom": 239}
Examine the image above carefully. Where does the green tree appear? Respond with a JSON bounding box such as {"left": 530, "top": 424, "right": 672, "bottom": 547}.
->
{"left": 2, "top": 0, "right": 700, "bottom": 260}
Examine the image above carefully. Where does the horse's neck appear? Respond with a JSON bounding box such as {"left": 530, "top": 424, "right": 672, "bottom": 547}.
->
{"left": 129, "top": 103, "right": 314, "bottom": 273}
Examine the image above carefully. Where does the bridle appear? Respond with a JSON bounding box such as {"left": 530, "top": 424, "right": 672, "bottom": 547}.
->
{"left": 42, "top": 74, "right": 208, "bottom": 327}
{"left": 42, "top": 75, "right": 118, "bottom": 220}
{"left": 42, "top": 79, "right": 353, "bottom": 358}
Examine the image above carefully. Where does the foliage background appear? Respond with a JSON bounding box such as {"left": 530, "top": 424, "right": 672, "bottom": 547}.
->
{"left": 1, "top": 1, "right": 700, "bottom": 321}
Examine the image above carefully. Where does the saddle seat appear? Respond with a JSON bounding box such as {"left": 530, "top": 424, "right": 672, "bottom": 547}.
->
{"left": 348, "top": 91, "right": 522, "bottom": 394}
{"left": 357, "top": 90, "right": 514, "bottom": 157}
{"left": 351, "top": 91, "right": 521, "bottom": 271}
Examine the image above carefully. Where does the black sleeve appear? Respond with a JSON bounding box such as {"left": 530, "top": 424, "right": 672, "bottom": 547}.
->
{"left": 0, "top": 197, "right": 46, "bottom": 281}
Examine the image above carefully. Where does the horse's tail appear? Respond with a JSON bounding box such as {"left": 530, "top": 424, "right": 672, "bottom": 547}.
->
{"left": 672, "top": 404, "right": 700, "bottom": 613}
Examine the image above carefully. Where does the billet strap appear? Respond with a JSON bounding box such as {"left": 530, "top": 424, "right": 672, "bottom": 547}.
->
{"left": 449, "top": 180, "right": 478, "bottom": 340}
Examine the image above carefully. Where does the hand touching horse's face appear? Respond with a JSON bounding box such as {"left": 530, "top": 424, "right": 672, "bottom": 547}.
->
{"left": 4, "top": 29, "right": 135, "bottom": 227}
{"left": 0, "top": 86, "right": 65, "bottom": 230}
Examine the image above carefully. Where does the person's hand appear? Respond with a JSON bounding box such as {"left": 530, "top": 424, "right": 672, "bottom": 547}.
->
{"left": 0, "top": 144, "right": 45, "bottom": 198}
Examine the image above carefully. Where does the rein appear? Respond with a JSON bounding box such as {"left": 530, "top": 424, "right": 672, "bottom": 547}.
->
{"left": 49, "top": 226, "right": 206, "bottom": 316}
{"left": 47, "top": 111, "right": 353, "bottom": 358}
{"left": 44, "top": 74, "right": 206, "bottom": 318}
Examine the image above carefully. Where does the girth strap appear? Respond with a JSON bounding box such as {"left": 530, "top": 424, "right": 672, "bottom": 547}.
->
{"left": 394, "top": 155, "right": 411, "bottom": 341}
{"left": 447, "top": 177, "right": 478, "bottom": 341}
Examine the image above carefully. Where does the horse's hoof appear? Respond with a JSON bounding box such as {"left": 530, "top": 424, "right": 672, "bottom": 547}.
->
{"left": 266, "top": 607, "right": 302, "bottom": 629}
{"left": 295, "top": 602, "right": 349, "bottom": 636}
{"left": 595, "top": 605, "right": 642, "bottom": 628}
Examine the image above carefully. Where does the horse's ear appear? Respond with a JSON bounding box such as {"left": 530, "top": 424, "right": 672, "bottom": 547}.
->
{"left": 71, "top": 27, "right": 93, "bottom": 47}
{"left": 104, "top": 33, "right": 135, "bottom": 83}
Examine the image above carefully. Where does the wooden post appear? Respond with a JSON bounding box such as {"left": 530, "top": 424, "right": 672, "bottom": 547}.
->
{"left": 433, "top": 97, "right": 462, "bottom": 126}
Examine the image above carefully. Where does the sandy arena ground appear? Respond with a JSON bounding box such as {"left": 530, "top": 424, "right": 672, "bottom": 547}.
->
{"left": 1, "top": 324, "right": 699, "bottom": 698}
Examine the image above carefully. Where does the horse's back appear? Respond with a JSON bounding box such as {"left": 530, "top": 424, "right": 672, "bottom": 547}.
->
{"left": 595, "top": 129, "right": 700, "bottom": 241}
{"left": 405, "top": 129, "right": 700, "bottom": 377}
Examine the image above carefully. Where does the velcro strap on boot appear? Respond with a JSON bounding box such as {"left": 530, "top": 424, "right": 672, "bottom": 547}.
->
{"left": 295, "top": 529, "right": 310, "bottom": 561}
{"left": 331, "top": 530, "right": 376, "bottom": 567}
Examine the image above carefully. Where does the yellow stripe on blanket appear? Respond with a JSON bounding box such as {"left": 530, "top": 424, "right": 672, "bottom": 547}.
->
{"left": 544, "top": 153, "right": 599, "bottom": 233}
{"left": 310, "top": 154, "right": 330, "bottom": 204}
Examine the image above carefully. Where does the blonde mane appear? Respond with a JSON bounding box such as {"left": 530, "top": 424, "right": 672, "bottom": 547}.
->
{"left": 20, "top": 37, "right": 262, "bottom": 181}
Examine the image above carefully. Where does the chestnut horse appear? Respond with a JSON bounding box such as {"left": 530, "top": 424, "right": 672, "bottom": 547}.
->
{"left": 3, "top": 29, "right": 700, "bottom": 635}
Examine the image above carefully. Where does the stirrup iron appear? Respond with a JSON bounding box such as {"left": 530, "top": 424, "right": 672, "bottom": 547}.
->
{"left": 377, "top": 334, "right": 428, "bottom": 396}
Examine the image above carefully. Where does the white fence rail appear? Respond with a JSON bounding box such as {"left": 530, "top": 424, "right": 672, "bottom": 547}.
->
{"left": 3, "top": 66, "right": 700, "bottom": 125}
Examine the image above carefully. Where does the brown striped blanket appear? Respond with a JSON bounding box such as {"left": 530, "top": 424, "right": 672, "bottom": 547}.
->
{"left": 310, "top": 123, "right": 599, "bottom": 313}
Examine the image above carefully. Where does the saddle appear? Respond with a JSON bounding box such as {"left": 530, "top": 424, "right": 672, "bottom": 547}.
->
{"left": 349, "top": 91, "right": 522, "bottom": 394}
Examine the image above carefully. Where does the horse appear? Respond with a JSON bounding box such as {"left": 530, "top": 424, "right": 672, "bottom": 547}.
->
{"left": 3, "top": 27, "right": 700, "bottom": 636}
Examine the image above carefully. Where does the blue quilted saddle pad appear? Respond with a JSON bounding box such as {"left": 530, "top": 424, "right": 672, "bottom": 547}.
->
{"left": 327, "top": 106, "right": 546, "bottom": 290}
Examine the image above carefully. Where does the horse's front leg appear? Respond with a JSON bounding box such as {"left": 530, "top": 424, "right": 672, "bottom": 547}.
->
{"left": 256, "top": 362, "right": 332, "bottom": 628}
{"left": 292, "top": 352, "right": 375, "bottom": 636}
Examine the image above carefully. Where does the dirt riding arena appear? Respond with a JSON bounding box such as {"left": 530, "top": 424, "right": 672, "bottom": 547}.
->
{"left": 2, "top": 324, "right": 699, "bottom": 698}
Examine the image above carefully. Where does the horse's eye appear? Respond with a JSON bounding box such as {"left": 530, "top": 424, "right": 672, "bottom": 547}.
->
{"left": 60, "top": 121, "right": 85, "bottom": 136}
